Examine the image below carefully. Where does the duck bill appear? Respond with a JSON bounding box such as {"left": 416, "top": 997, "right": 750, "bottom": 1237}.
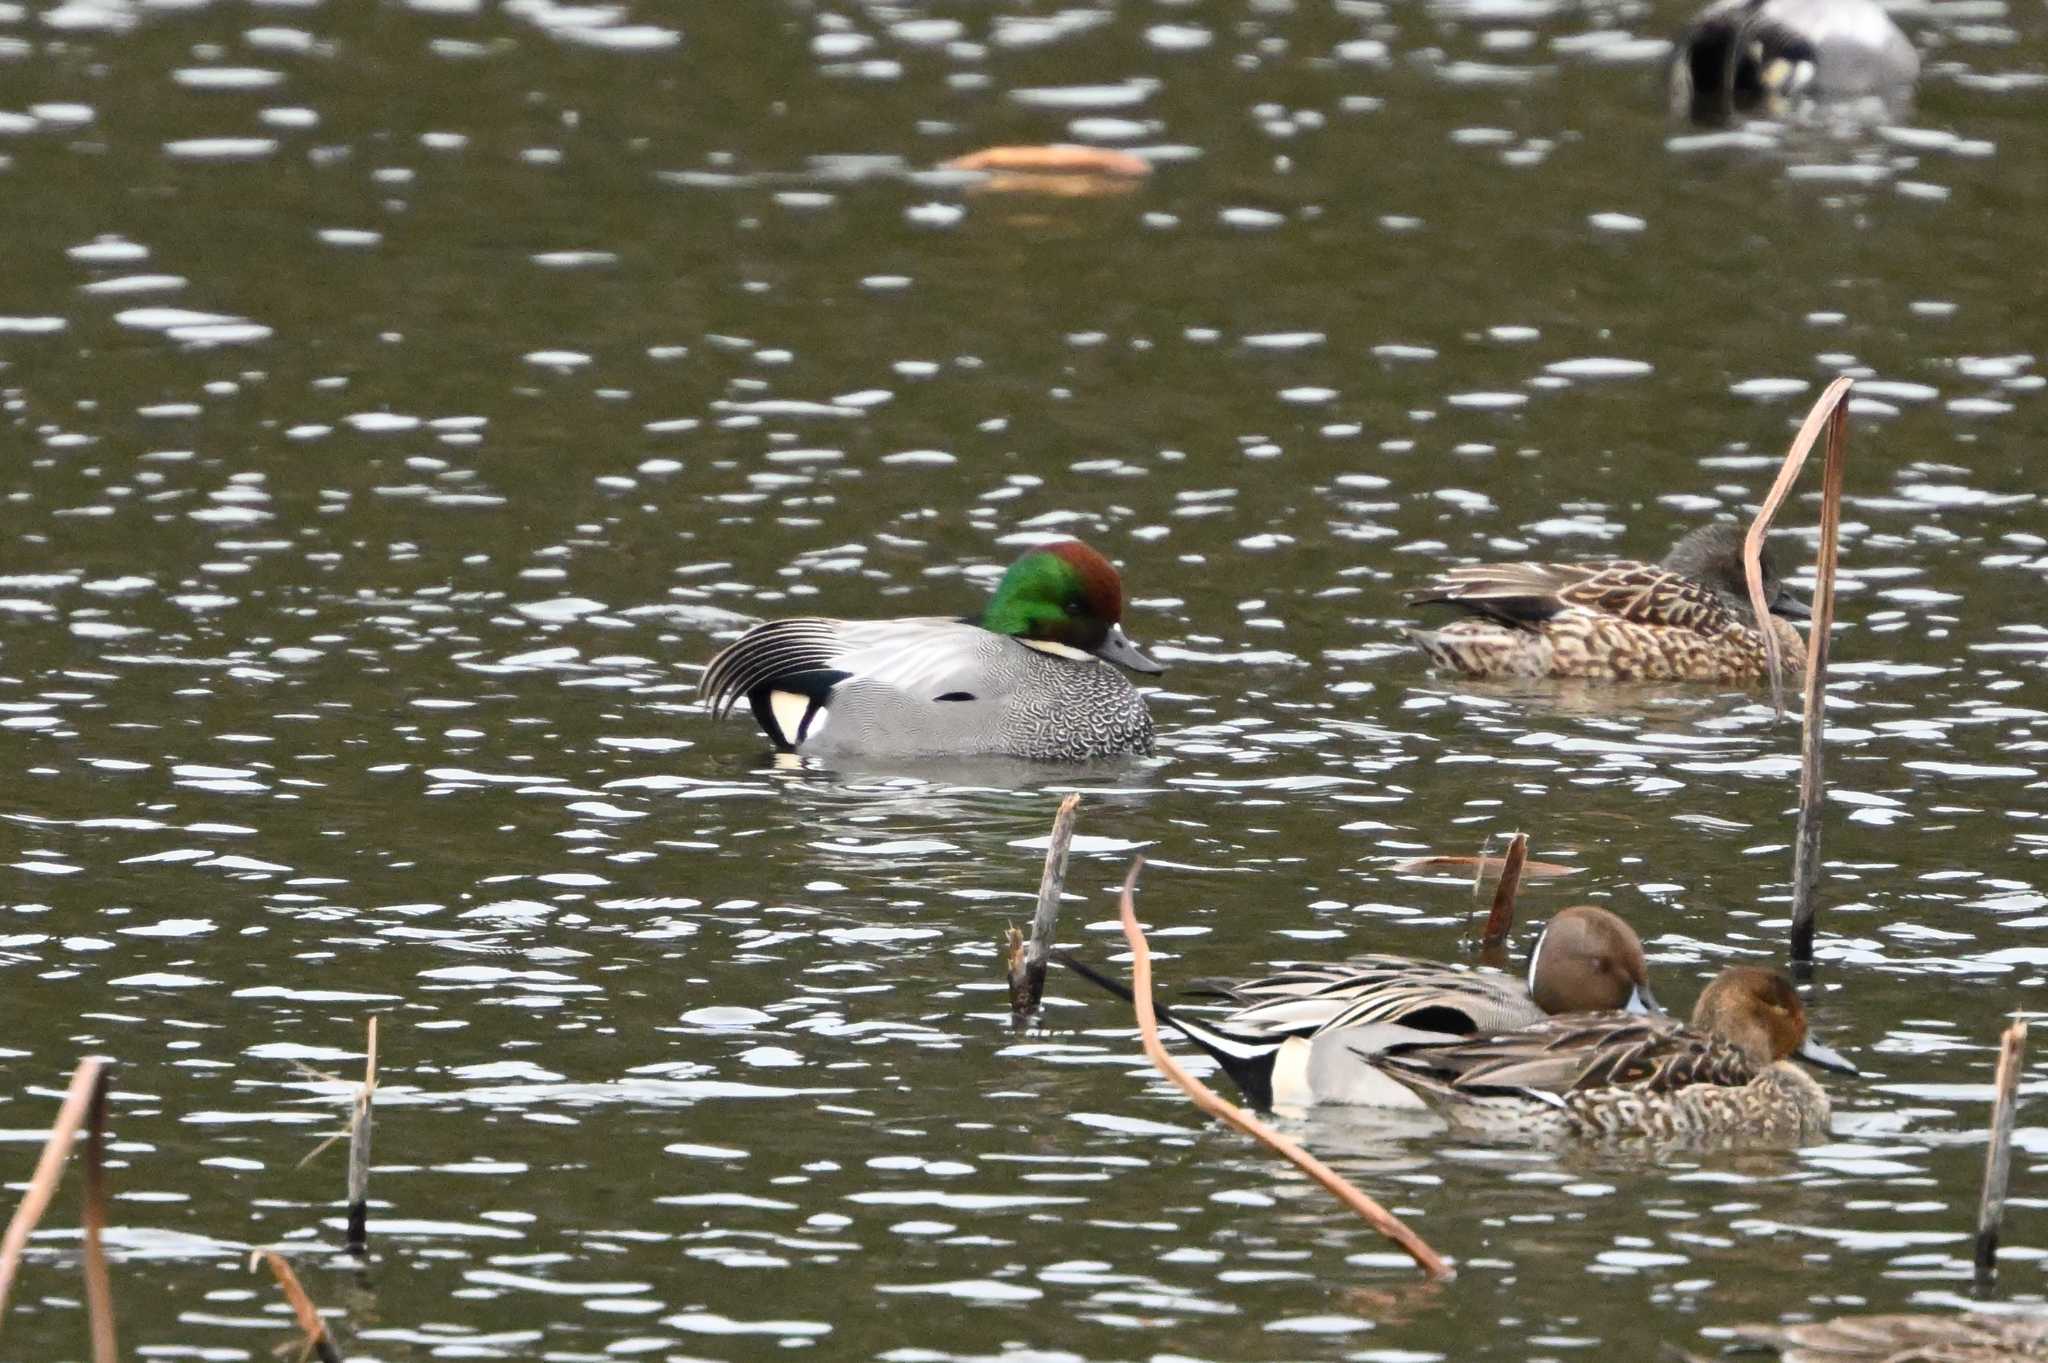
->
{"left": 1795, "top": 1033, "right": 1859, "bottom": 1076}
{"left": 1771, "top": 590, "right": 1813, "bottom": 622}
{"left": 1625, "top": 980, "right": 1670, "bottom": 1019}
{"left": 1094, "top": 622, "right": 1164, "bottom": 675}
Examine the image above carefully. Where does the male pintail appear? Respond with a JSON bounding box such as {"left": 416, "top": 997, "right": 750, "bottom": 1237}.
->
{"left": 1060, "top": 905, "right": 1660, "bottom": 1109}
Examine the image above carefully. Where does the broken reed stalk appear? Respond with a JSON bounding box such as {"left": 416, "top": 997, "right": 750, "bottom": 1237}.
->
{"left": 0, "top": 1057, "right": 111, "bottom": 1347}
{"left": 1008, "top": 793, "right": 1081, "bottom": 1021}
{"left": 251, "top": 1250, "right": 344, "bottom": 1363}
{"left": 1113, "top": 858, "right": 1454, "bottom": 1281}
{"left": 346, "top": 1016, "right": 379, "bottom": 1256}
{"left": 1481, "top": 833, "right": 1528, "bottom": 947}
{"left": 1742, "top": 375, "right": 1852, "bottom": 971}
{"left": 81, "top": 1074, "right": 116, "bottom": 1363}
{"left": 1974, "top": 1018, "right": 2029, "bottom": 1291}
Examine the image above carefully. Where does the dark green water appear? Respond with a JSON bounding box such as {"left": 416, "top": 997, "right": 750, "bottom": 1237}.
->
{"left": 3, "top": 1, "right": 2045, "bottom": 1359}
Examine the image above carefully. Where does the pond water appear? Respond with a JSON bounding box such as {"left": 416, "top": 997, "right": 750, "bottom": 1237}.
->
{"left": 3, "top": 0, "right": 2046, "bottom": 1359}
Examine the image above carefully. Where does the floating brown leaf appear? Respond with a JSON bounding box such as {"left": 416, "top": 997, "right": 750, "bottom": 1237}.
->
{"left": 943, "top": 144, "right": 1151, "bottom": 177}
{"left": 1392, "top": 854, "right": 1580, "bottom": 879}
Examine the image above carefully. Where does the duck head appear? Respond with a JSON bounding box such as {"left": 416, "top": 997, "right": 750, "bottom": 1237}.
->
{"left": 1661, "top": 522, "right": 1811, "bottom": 621}
{"left": 1527, "top": 905, "right": 1664, "bottom": 1016}
{"left": 977, "top": 540, "right": 1164, "bottom": 674}
{"left": 1692, "top": 966, "right": 1858, "bottom": 1073}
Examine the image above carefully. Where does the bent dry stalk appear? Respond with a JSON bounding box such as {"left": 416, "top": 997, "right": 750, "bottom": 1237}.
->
{"left": 1112, "top": 858, "right": 1453, "bottom": 1281}
{"left": 0, "top": 1056, "right": 115, "bottom": 1359}
{"left": 251, "top": 1250, "right": 345, "bottom": 1363}
{"left": 1742, "top": 376, "right": 1852, "bottom": 971}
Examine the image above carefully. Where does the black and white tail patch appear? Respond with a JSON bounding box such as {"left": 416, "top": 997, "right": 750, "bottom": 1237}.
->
{"left": 745, "top": 668, "right": 849, "bottom": 751}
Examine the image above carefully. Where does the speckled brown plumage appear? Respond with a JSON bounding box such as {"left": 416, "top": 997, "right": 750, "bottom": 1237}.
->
{"left": 1727, "top": 1310, "right": 2048, "bottom": 1362}
{"left": 1368, "top": 967, "right": 1844, "bottom": 1146}
{"left": 1407, "top": 523, "right": 1812, "bottom": 683}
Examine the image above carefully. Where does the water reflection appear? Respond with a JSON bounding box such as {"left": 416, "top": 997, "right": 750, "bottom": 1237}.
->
{"left": 3, "top": 0, "right": 2045, "bottom": 1358}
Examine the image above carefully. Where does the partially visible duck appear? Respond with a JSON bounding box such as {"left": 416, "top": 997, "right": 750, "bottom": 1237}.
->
{"left": 1059, "top": 905, "right": 1662, "bottom": 1109}
{"left": 1370, "top": 965, "right": 1857, "bottom": 1144}
{"left": 1406, "top": 522, "right": 1811, "bottom": 683}
{"left": 701, "top": 539, "right": 1162, "bottom": 761}
{"left": 1726, "top": 1310, "right": 2048, "bottom": 1362}
{"left": 1671, "top": 0, "right": 1919, "bottom": 121}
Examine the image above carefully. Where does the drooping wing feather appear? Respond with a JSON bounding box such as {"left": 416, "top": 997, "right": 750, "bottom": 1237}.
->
{"left": 701, "top": 617, "right": 1010, "bottom": 724}
{"left": 1377, "top": 1011, "right": 1759, "bottom": 1099}
{"left": 701, "top": 618, "right": 847, "bottom": 720}
{"left": 1410, "top": 559, "right": 1740, "bottom": 634}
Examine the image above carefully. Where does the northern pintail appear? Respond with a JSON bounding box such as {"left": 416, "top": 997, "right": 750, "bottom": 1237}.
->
{"left": 1061, "top": 905, "right": 1661, "bottom": 1109}
{"left": 1406, "top": 522, "right": 1810, "bottom": 683}
{"left": 1372, "top": 965, "right": 1856, "bottom": 1144}
{"left": 701, "top": 539, "right": 1162, "bottom": 761}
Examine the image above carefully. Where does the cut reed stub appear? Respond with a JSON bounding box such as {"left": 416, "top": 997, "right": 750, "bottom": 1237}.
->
{"left": 1008, "top": 794, "right": 1080, "bottom": 1022}
{"left": 345, "top": 1016, "right": 379, "bottom": 1257}
{"left": 1480, "top": 833, "right": 1529, "bottom": 948}
{"left": 1975, "top": 1018, "right": 2029, "bottom": 1291}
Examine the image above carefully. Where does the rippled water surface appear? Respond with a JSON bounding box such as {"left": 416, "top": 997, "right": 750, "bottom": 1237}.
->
{"left": 5, "top": 0, "right": 2047, "bottom": 1358}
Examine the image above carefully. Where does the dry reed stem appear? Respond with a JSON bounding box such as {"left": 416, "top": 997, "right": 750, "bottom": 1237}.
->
{"left": 1743, "top": 374, "right": 1853, "bottom": 716}
{"left": 1113, "top": 859, "right": 1453, "bottom": 1280}
{"left": 1481, "top": 833, "right": 1528, "bottom": 946}
{"left": 251, "top": 1250, "right": 344, "bottom": 1363}
{"left": 346, "top": 1016, "right": 379, "bottom": 1255}
{"left": 1743, "top": 376, "right": 1852, "bottom": 968}
{"left": 81, "top": 1073, "right": 115, "bottom": 1363}
{"left": 1975, "top": 1018, "right": 2029, "bottom": 1289}
{"left": 1009, "top": 793, "right": 1081, "bottom": 1020}
{"left": 0, "top": 1057, "right": 109, "bottom": 1339}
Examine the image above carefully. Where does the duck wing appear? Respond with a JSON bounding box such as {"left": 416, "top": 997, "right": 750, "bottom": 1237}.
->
{"left": 1410, "top": 558, "right": 1739, "bottom": 634}
{"left": 701, "top": 617, "right": 1004, "bottom": 747}
{"left": 1377, "top": 1011, "right": 1758, "bottom": 1098}
{"left": 1196, "top": 958, "right": 1541, "bottom": 1042}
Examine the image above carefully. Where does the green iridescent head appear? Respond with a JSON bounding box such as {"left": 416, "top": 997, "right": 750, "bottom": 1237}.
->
{"left": 975, "top": 540, "right": 1163, "bottom": 674}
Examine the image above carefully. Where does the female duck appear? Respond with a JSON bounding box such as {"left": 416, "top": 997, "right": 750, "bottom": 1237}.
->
{"left": 1670, "top": 0, "right": 1919, "bottom": 121}
{"left": 1060, "top": 905, "right": 1661, "bottom": 1109}
{"left": 701, "top": 539, "right": 1162, "bottom": 761}
{"left": 1373, "top": 966, "right": 1857, "bottom": 1144}
{"left": 1406, "top": 522, "right": 1810, "bottom": 683}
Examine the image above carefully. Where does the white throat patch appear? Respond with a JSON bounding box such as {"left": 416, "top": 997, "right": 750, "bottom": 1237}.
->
{"left": 1018, "top": 637, "right": 1094, "bottom": 663}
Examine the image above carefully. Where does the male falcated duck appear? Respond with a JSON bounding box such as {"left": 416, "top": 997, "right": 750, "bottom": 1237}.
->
{"left": 1670, "top": 0, "right": 1919, "bottom": 121}
{"left": 701, "top": 539, "right": 1162, "bottom": 761}
{"left": 1406, "top": 522, "right": 1811, "bottom": 683}
{"left": 1372, "top": 965, "right": 1856, "bottom": 1145}
{"left": 1060, "top": 905, "right": 1663, "bottom": 1109}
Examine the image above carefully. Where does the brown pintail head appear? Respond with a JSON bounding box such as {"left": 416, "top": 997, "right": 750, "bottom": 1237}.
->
{"left": 1688, "top": 965, "right": 1806, "bottom": 1067}
{"left": 1527, "top": 906, "right": 1656, "bottom": 1015}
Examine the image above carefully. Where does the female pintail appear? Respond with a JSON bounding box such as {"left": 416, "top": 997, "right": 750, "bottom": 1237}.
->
{"left": 1371, "top": 965, "right": 1857, "bottom": 1144}
{"left": 1406, "top": 522, "right": 1810, "bottom": 683}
